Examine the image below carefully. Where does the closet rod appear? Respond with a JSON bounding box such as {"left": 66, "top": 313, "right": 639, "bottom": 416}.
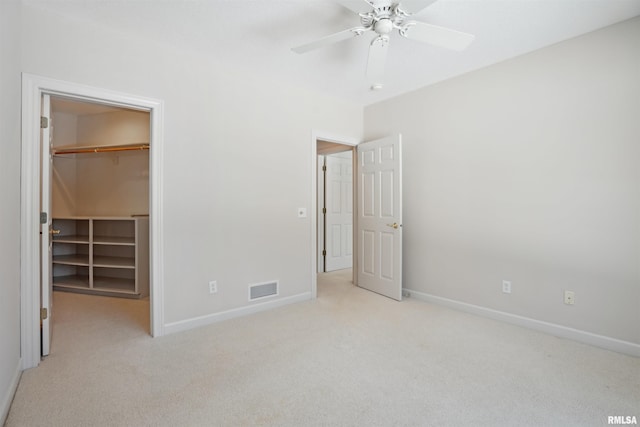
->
{"left": 54, "top": 144, "right": 149, "bottom": 155}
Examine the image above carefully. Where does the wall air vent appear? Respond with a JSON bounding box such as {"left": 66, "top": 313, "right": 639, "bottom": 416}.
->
{"left": 249, "top": 280, "right": 279, "bottom": 301}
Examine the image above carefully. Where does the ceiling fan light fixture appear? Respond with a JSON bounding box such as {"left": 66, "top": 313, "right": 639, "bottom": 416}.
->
{"left": 291, "top": 0, "right": 476, "bottom": 86}
{"left": 374, "top": 18, "right": 393, "bottom": 35}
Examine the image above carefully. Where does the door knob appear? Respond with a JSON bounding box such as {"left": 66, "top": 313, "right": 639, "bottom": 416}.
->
{"left": 386, "top": 222, "right": 399, "bottom": 229}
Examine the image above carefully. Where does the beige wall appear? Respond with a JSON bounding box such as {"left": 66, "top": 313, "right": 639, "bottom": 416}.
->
{"left": 52, "top": 109, "right": 150, "bottom": 217}
{"left": 76, "top": 110, "right": 149, "bottom": 147}
{"left": 73, "top": 151, "right": 149, "bottom": 217}
{"left": 0, "top": 0, "right": 23, "bottom": 423}
{"left": 51, "top": 111, "right": 78, "bottom": 217}
{"left": 21, "top": 3, "right": 363, "bottom": 325}
{"left": 364, "top": 17, "right": 640, "bottom": 344}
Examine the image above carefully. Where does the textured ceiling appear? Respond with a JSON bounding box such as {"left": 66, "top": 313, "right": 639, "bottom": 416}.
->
{"left": 24, "top": 0, "right": 640, "bottom": 106}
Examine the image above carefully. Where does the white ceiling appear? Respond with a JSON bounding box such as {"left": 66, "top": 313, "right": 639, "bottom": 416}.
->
{"left": 25, "top": 0, "right": 640, "bottom": 106}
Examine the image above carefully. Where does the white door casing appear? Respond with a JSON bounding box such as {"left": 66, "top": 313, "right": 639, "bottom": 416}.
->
{"left": 325, "top": 153, "right": 353, "bottom": 271}
{"left": 21, "top": 73, "right": 165, "bottom": 369}
{"left": 357, "top": 134, "right": 403, "bottom": 300}
{"left": 317, "top": 156, "right": 326, "bottom": 272}
{"left": 40, "top": 94, "right": 53, "bottom": 356}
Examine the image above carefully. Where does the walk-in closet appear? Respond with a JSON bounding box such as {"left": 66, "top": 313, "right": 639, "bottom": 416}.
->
{"left": 49, "top": 97, "right": 151, "bottom": 304}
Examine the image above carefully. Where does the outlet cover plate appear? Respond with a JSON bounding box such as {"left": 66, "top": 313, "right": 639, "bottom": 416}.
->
{"left": 209, "top": 281, "right": 217, "bottom": 294}
{"left": 502, "top": 280, "right": 512, "bottom": 294}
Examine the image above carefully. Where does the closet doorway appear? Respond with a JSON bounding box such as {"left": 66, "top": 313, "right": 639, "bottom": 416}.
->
{"left": 21, "top": 74, "right": 164, "bottom": 369}
{"left": 44, "top": 96, "right": 150, "bottom": 356}
{"left": 313, "top": 136, "right": 358, "bottom": 297}
{"left": 317, "top": 141, "right": 355, "bottom": 273}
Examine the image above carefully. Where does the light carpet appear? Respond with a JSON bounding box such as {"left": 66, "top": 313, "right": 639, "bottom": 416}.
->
{"left": 6, "top": 270, "right": 639, "bottom": 426}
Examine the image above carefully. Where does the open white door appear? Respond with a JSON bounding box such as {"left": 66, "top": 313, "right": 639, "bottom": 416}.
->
{"left": 40, "top": 94, "right": 53, "bottom": 356}
{"left": 357, "top": 134, "right": 402, "bottom": 300}
{"left": 325, "top": 152, "right": 353, "bottom": 271}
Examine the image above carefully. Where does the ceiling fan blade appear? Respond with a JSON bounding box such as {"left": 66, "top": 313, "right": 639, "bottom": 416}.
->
{"left": 292, "top": 26, "right": 370, "bottom": 54}
{"left": 397, "top": 0, "right": 438, "bottom": 14}
{"left": 336, "top": 0, "right": 376, "bottom": 14}
{"left": 400, "top": 21, "right": 475, "bottom": 51}
{"left": 366, "top": 35, "right": 390, "bottom": 85}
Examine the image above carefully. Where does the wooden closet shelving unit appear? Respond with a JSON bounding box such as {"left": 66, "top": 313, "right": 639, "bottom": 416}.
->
{"left": 52, "top": 216, "right": 149, "bottom": 298}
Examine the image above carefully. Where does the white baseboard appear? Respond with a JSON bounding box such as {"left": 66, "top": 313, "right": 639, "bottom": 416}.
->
{"left": 405, "top": 289, "right": 640, "bottom": 357}
{"left": 164, "top": 292, "right": 312, "bottom": 335}
{"left": 1, "top": 358, "right": 22, "bottom": 426}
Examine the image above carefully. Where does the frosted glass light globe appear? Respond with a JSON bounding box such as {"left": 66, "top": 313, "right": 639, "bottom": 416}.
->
{"left": 374, "top": 18, "right": 393, "bottom": 35}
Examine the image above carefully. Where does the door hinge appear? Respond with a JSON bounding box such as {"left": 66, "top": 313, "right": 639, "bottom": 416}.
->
{"left": 40, "top": 116, "right": 49, "bottom": 129}
{"left": 40, "top": 212, "right": 48, "bottom": 224}
{"left": 322, "top": 207, "right": 326, "bottom": 214}
{"left": 40, "top": 307, "right": 48, "bottom": 320}
{"left": 322, "top": 250, "right": 326, "bottom": 256}
{"left": 322, "top": 165, "right": 327, "bottom": 172}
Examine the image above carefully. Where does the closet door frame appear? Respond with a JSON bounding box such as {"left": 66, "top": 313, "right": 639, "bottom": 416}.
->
{"left": 20, "top": 73, "right": 165, "bottom": 369}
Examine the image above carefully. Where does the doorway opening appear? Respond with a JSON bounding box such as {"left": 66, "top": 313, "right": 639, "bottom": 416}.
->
{"left": 21, "top": 74, "right": 165, "bottom": 369}
{"left": 311, "top": 132, "right": 404, "bottom": 302}
{"left": 46, "top": 96, "right": 151, "bottom": 352}
{"left": 312, "top": 134, "right": 359, "bottom": 298}
{"left": 317, "top": 141, "right": 354, "bottom": 273}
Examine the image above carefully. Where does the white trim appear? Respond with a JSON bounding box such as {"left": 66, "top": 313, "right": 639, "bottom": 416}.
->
{"left": 406, "top": 289, "right": 640, "bottom": 357}
{"left": 310, "top": 130, "right": 360, "bottom": 299}
{"left": 0, "top": 357, "right": 22, "bottom": 426}
{"left": 149, "top": 97, "right": 165, "bottom": 338}
{"left": 317, "top": 155, "right": 325, "bottom": 273}
{"left": 163, "top": 292, "right": 312, "bottom": 335}
{"left": 20, "top": 73, "right": 165, "bottom": 369}
{"left": 20, "top": 75, "right": 40, "bottom": 370}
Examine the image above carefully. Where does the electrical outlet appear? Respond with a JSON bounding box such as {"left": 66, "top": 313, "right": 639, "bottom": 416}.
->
{"left": 502, "top": 280, "right": 512, "bottom": 294}
{"left": 209, "top": 281, "right": 217, "bottom": 294}
{"left": 564, "top": 290, "right": 575, "bottom": 305}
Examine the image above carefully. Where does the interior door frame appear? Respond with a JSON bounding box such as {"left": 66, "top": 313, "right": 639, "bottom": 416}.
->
{"left": 40, "top": 93, "right": 52, "bottom": 356}
{"left": 322, "top": 151, "right": 354, "bottom": 272}
{"left": 310, "top": 131, "right": 359, "bottom": 299}
{"left": 20, "top": 73, "right": 166, "bottom": 369}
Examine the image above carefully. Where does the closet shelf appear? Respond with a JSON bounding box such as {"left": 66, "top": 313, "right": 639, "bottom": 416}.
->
{"left": 93, "top": 236, "right": 135, "bottom": 246}
{"left": 92, "top": 277, "right": 137, "bottom": 293}
{"left": 53, "top": 143, "right": 149, "bottom": 156}
{"left": 93, "top": 255, "right": 135, "bottom": 269}
{"left": 53, "top": 235, "right": 90, "bottom": 244}
{"left": 53, "top": 254, "right": 90, "bottom": 266}
{"left": 53, "top": 276, "right": 91, "bottom": 290}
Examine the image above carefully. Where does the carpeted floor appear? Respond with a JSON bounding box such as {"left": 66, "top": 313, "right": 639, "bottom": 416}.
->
{"left": 6, "top": 269, "right": 639, "bottom": 426}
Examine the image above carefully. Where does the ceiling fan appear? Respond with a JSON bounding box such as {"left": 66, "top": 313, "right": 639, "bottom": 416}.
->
{"left": 291, "top": 0, "right": 475, "bottom": 89}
